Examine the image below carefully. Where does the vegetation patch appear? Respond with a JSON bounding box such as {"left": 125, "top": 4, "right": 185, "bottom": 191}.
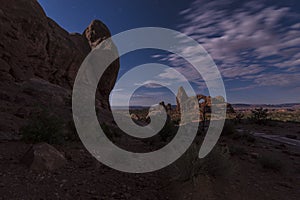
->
{"left": 21, "top": 110, "right": 64, "bottom": 144}
{"left": 221, "top": 120, "right": 236, "bottom": 136}
{"left": 229, "top": 145, "right": 247, "bottom": 156}
{"left": 258, "top": 154, "right": 283, "bottom": 172}
{"left": 250, "top": 107, "right": 269, "bottom": 125}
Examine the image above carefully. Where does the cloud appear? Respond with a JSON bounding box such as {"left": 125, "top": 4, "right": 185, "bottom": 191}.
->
{"left": 159, "top": 0, "right": 300, "bottom": 89}
{"left": 291, "top": 23, "right": 300, "bottom": 29}
{"left": 112, "top": 88, "right": 124, "bottom": 92}
{"left": 158, "top": 68, "right": 187, "bottom": 82}
{"left": 134, "top": 80, "right": 171, "bottom": 88}
{"left": 221, "top": 64, "right": 265, "bottom": 78}
{"left": 251, "top": 73, "right": 300, "bottom": 87}
{"left": 228, "top": 85, "right": 256, "bottom": 92}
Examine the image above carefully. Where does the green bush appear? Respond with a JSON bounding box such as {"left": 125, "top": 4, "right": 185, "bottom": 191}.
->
{"left": 159, "top": 120, "right": 176, "bottom": 142}
{"left": 234, "top": 113, "right": 244, "bottom": 124}
{"left": 229, "top": 145, "right": 246, "bottom": 156}
{"left": 21, "top": 110, "right": 64, "bottom": 144}
{"left": 245, "top": 134, "right": 256, "bottom": 143}
{"left": 230, "top": 132, "right": 256, "bottom": 143}
{"left": 230, "top": 132, "right": 243, "bottom": 140}
{"left": 172, "top": 118, "right": 181, "bottom": 125}
{"left": 101, "top": 123, "right": 121, "bottom": 140}
{"left": 221, "top": 120, "right": 236, "bottom": 136}
{"left": 171, "top": 144, "right": 233, "bottom": 181}
{"left": 198, "top": 147, "right": 232, "bottom": 177}
{"left": 250, "top": 107, "right": 268, "bottom": 125}
{"left": 170, "top": 142, "right": 200, "bottom": 181}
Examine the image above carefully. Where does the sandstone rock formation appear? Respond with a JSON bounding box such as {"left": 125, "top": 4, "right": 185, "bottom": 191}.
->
{"left": 0, "top": 0, "right": 89, "bottom": 87}
{"left": 0, "top": 0, "right": 120, "bottom": 139}
{"left": 175, "top": 87, "right": 235, "bottom": 119}
{"left": 84, "top": 19, "right": 120, "bottom": 110}
{"left": 84, "top": 20, "right": 111, "bottom": 49}
{"left": 130, "top": 113, "right": 140, "bottom": 121}
{"left": 176, "top": 86, "right": 189, "bottom": 112}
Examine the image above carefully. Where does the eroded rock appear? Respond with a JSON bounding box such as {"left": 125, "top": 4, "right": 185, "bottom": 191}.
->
{"left": 21, "top": 143, "right": 66, "bottom": 171}
{"left": 0, "top": 0, "right": 120, "bottom": 140}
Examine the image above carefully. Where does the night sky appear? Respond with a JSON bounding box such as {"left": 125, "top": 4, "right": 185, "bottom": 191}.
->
{"left": 39, "top": 0, "right": 300, "bottom": 105}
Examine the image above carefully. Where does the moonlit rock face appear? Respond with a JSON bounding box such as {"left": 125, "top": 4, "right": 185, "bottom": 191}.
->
{"left": 83, "top": 19, "right": 112, "bottom": 49}
{"left": 0, "top": 0, "right": 120, "bottom": 138}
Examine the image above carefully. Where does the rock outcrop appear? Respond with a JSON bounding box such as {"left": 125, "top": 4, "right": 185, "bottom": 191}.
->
{"left": 0, "top": 0, "right": 120, "bottom": 139}
{"left": 84, "top": 20, "right": 111, "bottom": 49}
{"left": 176, "top": 86, "right": 189, "bottom": 112}
{"left": 175, "top": 87, "right": 235, "bottom": 118}
{"left": 21, "top": 143, "right": 66, "bottom": 171}
{"left": 0, "top": 0, "right": 89, "bottom": 87}
{"left": 83, "top": 19, "right": 120, "bottom": 109}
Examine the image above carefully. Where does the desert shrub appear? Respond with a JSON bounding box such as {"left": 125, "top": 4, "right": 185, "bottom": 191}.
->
{"left": 171, "top": 144, "right": 233, "bottom": 181}
{"left": 172, "top": 118, "right": 181, "bottom": 125}
{"left": 229, "top": 145, "right": 247, "bottom": 156}
{"left": 230, "top": 132, "right": 243, "bottom": 140}
{"left": 250, "top": 107, "right": 268, "bottom": 125}
{"left": 159, "top": 120, "right": 177, "bottom": 142}
{"left": 21, "top": 110, "right": 64, "bottom": 144}
{"left": 230, "top": 132, "right": 256, "bottom": 143}
{"left": 234, "top": 113, "right": 244, "bottom": 124}
{"left": 198, "top": 147, "right": 232, "bottom": 177}
{"left": 221, "top": 120, "right": 236, "bottom": 136}
{"left": 243, "top": 134, "right": 256, "bottom": 143}
{"left": 101, "top": 123, "right": 121, "bottom": 140}
{"left": 64, "top": 120, "right": 80, "bottom": 141}
{"left": 101, "top": 122, "right": 111, "bottom": 135}
{"left": 258, "top": 154, "right": 283, "bottom": 171}
{"left": 170, "top": 142, "right": 200, "bottom": 181}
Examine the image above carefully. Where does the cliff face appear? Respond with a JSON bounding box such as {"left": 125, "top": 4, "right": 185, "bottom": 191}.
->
{"left": 0, "top": 0, "right": 90, "bottom": 87}
{"left": 0, "top": 0, "right": 119, "bottom": 138}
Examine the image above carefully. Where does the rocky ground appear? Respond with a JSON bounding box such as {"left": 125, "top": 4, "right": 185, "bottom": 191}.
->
{"left": 0, "top": 141, "right": 169, "bottom": 200}
{"left": 0, "top": 0, "right": 119, "bottom": 138}
{"left": 0, "top": 121, "right": 300, "bottom": 200}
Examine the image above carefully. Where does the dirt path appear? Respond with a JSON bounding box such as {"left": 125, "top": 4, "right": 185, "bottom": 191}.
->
{"left": 251, "top": 132, "right": 300, "bottom": 148}
{"left": 237, "top": 128, "right": 300, "bottom": 149}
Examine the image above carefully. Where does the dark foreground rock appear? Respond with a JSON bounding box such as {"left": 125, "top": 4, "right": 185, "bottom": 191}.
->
{"left": 21, "top": 143, "right": 66, "bottom": 171}
{"left": 0, "top": 0, "right": 120, "bottom": 140}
